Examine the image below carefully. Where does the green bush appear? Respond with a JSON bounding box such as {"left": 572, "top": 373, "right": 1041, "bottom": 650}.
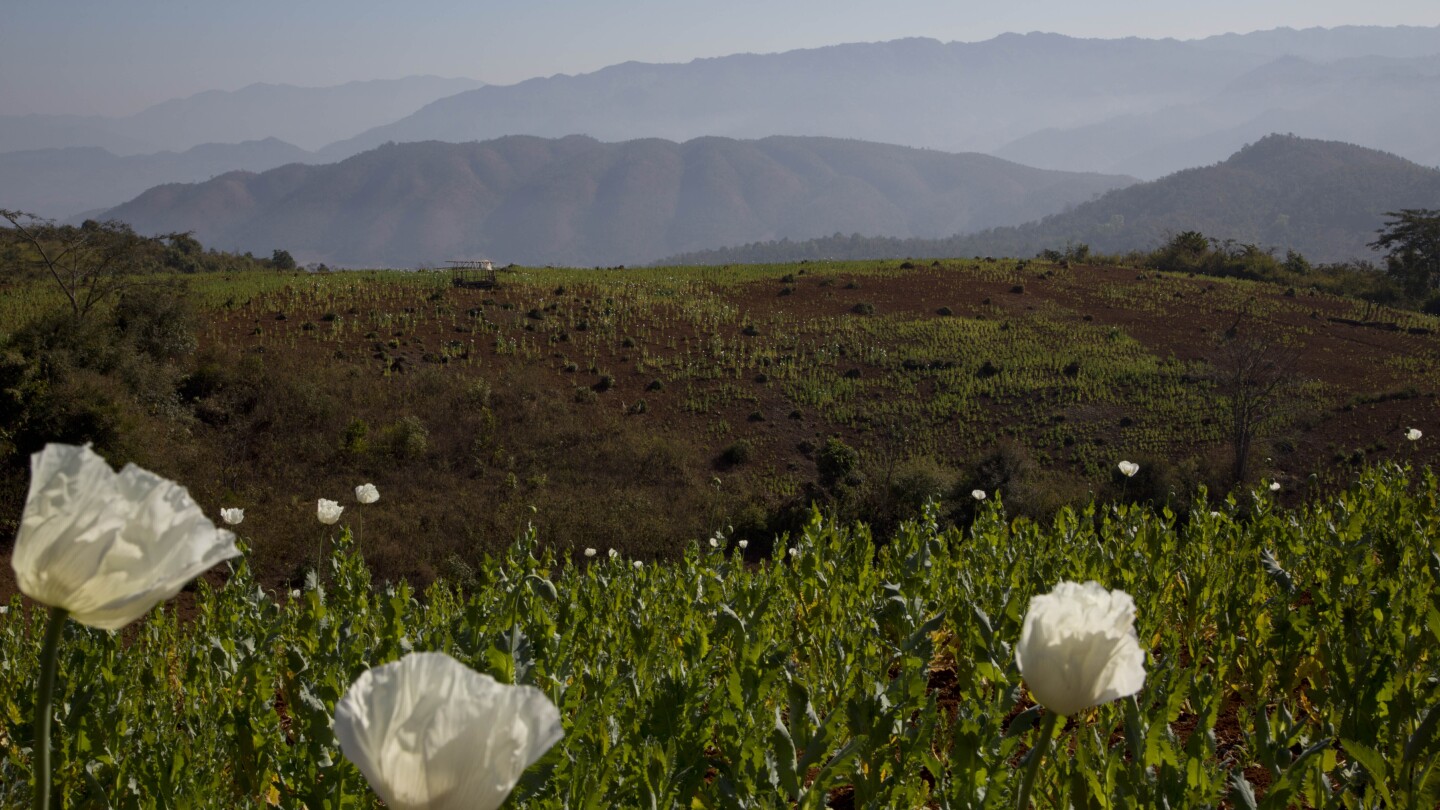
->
{"left": 720, "top": 439, "right": 754, "bottom": 466}
{"left": 383, "top": 415, "right": 429, "bottom": 460}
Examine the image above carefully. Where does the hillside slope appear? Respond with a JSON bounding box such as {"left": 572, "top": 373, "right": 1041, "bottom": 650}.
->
{"left": 101, "top": 135, "right": 1134, "bottom": 267}
{"left": 666, "top": 135, "right": 1440, "bottom": 265}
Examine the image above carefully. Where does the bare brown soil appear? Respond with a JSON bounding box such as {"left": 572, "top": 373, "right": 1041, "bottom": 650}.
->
{"left": 3, "top": 261, "right": 1437, "bottom": 601}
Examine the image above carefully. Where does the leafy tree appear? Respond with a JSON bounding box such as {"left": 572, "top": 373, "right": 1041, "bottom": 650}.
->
{"left": 1150, "top": 231, "right": 1211, "bottom": 273}
{"left": 1369, "top": 209, "right": 1440, "bottom": 297}
{"left": 1, "top": 210, "right": 172, "bottom": 322}
{"left": 271, "top": 249, "right": 297, "bottom": 270}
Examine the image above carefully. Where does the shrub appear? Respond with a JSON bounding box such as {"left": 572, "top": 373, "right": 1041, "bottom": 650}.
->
{"left": 112, "top": 282, "right": 198, "bottom": 362}
{"left": 721, "top": 440, "right": 754, "bottom": 466}
{"left": 817, "top": 438, "right": 860, "bottom": 489}
{"left": 383, "top": 415, "right": 429, "bottom": 460}
{"left": 342, "top": 419, "right": 370, "bottom": 455}
{"left": 887, "top": 457, "right": 958, "bottom": 519}
{"left": 464, "top": 379, "right": 493, "bottom": 408}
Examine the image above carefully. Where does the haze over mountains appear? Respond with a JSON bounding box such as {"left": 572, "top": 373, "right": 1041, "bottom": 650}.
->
{"left": 0, "top": 76, "right": 483, "bottom": 155}
{"left": 102, "top": 136, "right": 1133, "bottom": 267}
{"left": 320, "top": 26, "right": 1440, "bottom": 177}
{"left": 0, "top": 139, "right": 313, "bottom": 220}
{"left": 994, "top": 53, "right": 1440, "bottom": 177}
{"left": 665, "top": 136, "right": 1440, "bottom": 266}
{"left": 0, "top": 77, "right": 482, "bottom": 218}
{"left": 4, "top": 24, "right": 1439, "bottom": 265}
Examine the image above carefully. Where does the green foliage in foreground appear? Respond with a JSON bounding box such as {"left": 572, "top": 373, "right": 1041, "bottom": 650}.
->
{"left": 2, "top": 466, "right": 1439, "bottom": 808}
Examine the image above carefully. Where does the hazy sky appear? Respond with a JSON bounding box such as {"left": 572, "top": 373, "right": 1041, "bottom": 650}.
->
{"left": 3, "top": 0, "right": 1437, "bottom": 117}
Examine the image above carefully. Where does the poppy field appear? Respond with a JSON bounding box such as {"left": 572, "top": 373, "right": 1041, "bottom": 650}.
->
{"left": 2, "top": 254, "right": 1440, "bottom": 807}
{"left": 9, "top": 256, "right": 1439, "bottom": 595}
{"left": 2, "top": 461, "right": 1438, "bottom": 807}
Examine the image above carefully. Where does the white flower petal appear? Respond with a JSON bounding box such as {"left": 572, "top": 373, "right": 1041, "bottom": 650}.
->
{"left": 12, "top": 444, "right": 239, "bottom": 630}
{"left": 356, "top": 484, "right": 380, "bottom": 504}
{"left": 334, "top": 652, "right": 563, "bottom": 810}
{"left": 318, "top": 498, "right": 344, "bottom": 524}
{"left": 1015, "top": 581, "right": 1146, "bottom": 716}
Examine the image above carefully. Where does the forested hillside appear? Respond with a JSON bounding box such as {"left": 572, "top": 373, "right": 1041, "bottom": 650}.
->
{"left": 101, "top": 136, "right": 1132, "bottom": 267}
{"left": 667, "top": 135, "right": 1440, "bottom": 265}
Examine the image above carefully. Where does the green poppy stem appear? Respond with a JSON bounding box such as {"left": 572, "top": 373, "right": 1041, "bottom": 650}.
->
{"left": 33, "top": 606, "right": 68, "bottom": 810}
{"left": 1016, "top": 710, "right": 1061, "bottom": 810}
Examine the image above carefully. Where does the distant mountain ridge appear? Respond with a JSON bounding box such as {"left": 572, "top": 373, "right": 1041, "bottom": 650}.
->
{"left": 0, "top": 139, "right": 313, "bottom": 220}
{"left": 661, "top": 135, "right": 1440, "bottom": 265}
{"left": 318, "top": 34, "right": 1271, "bottom": 160}
{"left": 100, "top": 135, "right": 1135, "bottom": 267}
{"left": 6, "top": 25, "right": 1439, "bottom": 221}
{"left": 317, "top": 26, "right": 1440, "bottom": 174}
{"left": 0, "top": 76, "right": 482, "bottom": 155}
{"left": 993, "top": 53, "right": 1440, "bottom": 177}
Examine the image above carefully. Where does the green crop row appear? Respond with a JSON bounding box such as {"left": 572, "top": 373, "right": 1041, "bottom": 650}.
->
{"left": 3, "top": 463, "right": 1437, "bottom": 807}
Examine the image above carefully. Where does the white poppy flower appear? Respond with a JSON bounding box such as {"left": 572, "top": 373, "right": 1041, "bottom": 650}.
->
{"left": 708, "top": 536, "right": 720, "bottom": 549}
{"left": 737, "top": 540, "right": 749, "bottom": 550}
{"left": 11, "top": 444, "right": 240, "bottom": 630}
{"left": 318, "top": 499, "right": 344, "bottom": 525}
{"left": 1117, "top": 461, "right": 1139, "bottom": 478}
{"left": 334, "top": 652, "right": 563, "bottom": 810}
{"left": 1015, "top": 580, "right": 1146, "bottom": 716}
{"left": 220, "top": 507, "right": 245, "bottom": 526}
{"left": 355, "top": 483, "right": 380, "bottom": 504}
{"left": 608, "top": 549, "right": 618, "bottom": 559}
{"left": 972, "top": 489, "right": 986, "bottom": 501}
{"left": 633, "top": 560, "right": 643, "bottom": 569}
{"left": 1269, "top": 481, "right": 1281, "bottom": 492}
{"left": 583, "top": 547, "right": 596, "bottom": 558}
{"left": 1406, "top": 428, "right": 1422, "bottom": 441}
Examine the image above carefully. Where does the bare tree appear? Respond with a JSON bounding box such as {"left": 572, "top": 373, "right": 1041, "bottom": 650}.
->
{"left": 2, "top": 209, "right": 171, "bottom": 322}
{"left": 1209, "top": 314, "right": 1302, "bottom": 485}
